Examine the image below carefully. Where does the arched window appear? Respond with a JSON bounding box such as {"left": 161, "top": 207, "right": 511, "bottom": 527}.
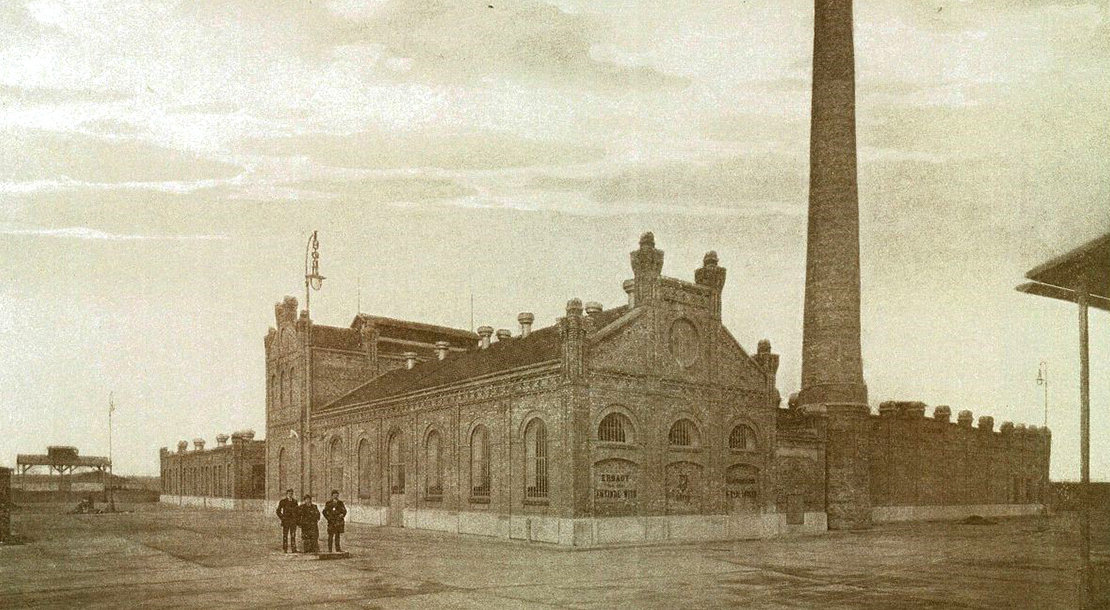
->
{"left": 598, "top": 412, "right": 631, "bottom": 443}
{"left": 668, "top": 419, "right": 700, "bottom": 447}
{"left": 278, "top": 370, "right": 285, "bottom": 408}
{"left": 729, "top": 424, "right": 758, "bottom": 451}
{"left": 269, "top": 373, "right": 276, "bottom": 408}
{"left": 357, "top": 439, "right": 371, "bottom": 499}
{"left": 470, "top": 425, "right": 490, "bottom": 499}
{"left": 328, "top": 437, "right": 344, "bottom": 495}
{"left": 425, "top": 430, "right": 443, "bottom": 498}
{"left": 524, "top": 419, "right": 548, "bottom": 500}
{"left": 278, "top": 447, "right": 287, "bottom": 495}
{"left": 388, "top": 431, "right": 405, "bottom": 495}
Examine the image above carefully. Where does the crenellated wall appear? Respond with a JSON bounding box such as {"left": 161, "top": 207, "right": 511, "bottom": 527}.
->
{"left": 868, "top": 402, "right": 1051, "bottom": 510}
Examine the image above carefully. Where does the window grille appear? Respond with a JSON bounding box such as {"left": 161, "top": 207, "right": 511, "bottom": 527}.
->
{"left": 388, "top": 432, "right": 405, "bottom": 494}
{"left": 470, "top": 426, "right": 491, "bottom": 499}
{"left": 525, "top": 419, "right": 548, "bottom": 499}
{"left": 729, "top": 425, "right": 758, "bottom": 451}
{"left": 425, "top": 431, "right": 443, "bottom": 498}
{"left": 598, "top": 413, "right": 628, "bottom": 443}
{"left": 668, "top": 419, "right": 699, "bottom": 447}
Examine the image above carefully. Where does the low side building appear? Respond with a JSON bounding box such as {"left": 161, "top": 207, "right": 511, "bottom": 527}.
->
{"left": 159, "top": 431, "right": 265, "bottom": 510}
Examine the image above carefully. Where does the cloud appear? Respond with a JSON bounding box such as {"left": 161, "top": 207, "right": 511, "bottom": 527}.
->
{"left": 0, "top": 224, "right": 227, "bottom": 241}
{"left": 0, "top": 129, "right": 243, "bottom": 185}
{"left": 527, "top": 154, "right": 808, "bottom": 211}
{"left": 245, "top": 129, "right": 604, "bottom": 171}
{"left": 187, "top": 0, "right": 687, "bottom": 89}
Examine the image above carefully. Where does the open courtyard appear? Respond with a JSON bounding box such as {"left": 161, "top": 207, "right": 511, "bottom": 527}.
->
{"left": 1, "top": 503, "right": 1106, "bottom": 609}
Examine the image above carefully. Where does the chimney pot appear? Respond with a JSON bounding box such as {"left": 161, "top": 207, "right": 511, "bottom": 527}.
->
{"left": 435, "top": 341, "right": 450, "bottom": 360}
{"left": 566, "top": 298, "right": 583, "bottom": 316}
{"left": 517, "top": 312, "right": 534, "bottom": 338}
{"left": 193, "top": 438, "right": 205, "bottom": 451}
{"left": 496, "top": 329, "right": 512, "bottom": 342}
{"left": 403, "top": 351, "right": 418, "bottom": 369}
{"left": 216, "top": 434, "right": 229, "bottom": 446}
{"left": 477, "top": 326, "right": 493, "bottom": 349}
{"left": 584, "top": 301, "right": 603, "bottom": 316}
{"left": 177, "top": 440, "right": 189, "bottom": 454}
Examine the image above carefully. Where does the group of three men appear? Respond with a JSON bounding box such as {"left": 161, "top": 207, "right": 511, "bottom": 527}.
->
{"left": 276, "top": 489, "right": 347, "bottom": 553}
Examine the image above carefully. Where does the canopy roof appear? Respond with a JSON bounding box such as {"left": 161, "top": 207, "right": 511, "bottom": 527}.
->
{"left": 1017, "top": 233, "right": 1110, "bottom": 311}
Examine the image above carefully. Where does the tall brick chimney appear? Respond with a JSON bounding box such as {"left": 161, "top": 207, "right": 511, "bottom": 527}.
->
{"left": 799, "top": 0, "right": 871, "bottom": 530}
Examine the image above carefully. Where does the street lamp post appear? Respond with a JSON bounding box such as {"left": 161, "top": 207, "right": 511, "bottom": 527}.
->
{"left": 1036, "top": 361, "right": 1048, "bottom": 428}
{"left": 304, "top": 231, "right": 325, "bottom": 317}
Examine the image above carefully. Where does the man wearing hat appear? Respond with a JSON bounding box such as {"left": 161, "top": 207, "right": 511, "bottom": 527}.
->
{"left": 297, "top": 494, "right": 321, "bottom": 553}
{"left": 322, "top": 489, "right": 347, "bottom": 553}
{"left": 275, "top": 488, "right": 299, "bottom": 553}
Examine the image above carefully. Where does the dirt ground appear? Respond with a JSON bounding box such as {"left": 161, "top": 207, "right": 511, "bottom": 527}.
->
{"left": 2, "top": 503, "right": 1107, "bottom": 609}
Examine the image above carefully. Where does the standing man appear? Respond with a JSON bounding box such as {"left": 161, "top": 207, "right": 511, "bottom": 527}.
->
{"left": 276, "top": 489, "right": 299, "bottom": 553}
{"left": 298, "top": 494, "right": 321, "bottom": 553}
{"left": 322, "top": 489, "right": 347, "bottom": 553}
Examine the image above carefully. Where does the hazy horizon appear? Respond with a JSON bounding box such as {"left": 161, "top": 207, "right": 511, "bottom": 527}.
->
{"left": 0, "top": 0, "right": 1107, "bottom": 481}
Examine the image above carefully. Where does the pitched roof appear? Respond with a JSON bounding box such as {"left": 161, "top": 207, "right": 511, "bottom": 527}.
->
{"left": 310, "top": 325, "right": 362, "bottom": 351}
{"left": 323, "top": 305, "right": 629, "bottom": 411}
{"left": 351, "top": 314, "right": 478, "bottom": 346}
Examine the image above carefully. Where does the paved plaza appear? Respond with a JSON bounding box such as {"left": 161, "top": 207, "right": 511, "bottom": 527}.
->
{"left": 2, "top": 503, "right": 1106, "bottom": 609}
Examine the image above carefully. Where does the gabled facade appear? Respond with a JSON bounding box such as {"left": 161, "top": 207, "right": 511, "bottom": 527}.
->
{"left": 265, "top": 233, "right": 813, "bottom": 546}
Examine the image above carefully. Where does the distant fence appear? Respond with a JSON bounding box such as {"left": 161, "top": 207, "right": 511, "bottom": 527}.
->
{"left": 1049, "top": 482, "right": 1110, "bottom": 511}
{"left": 13, "top": 489, "right": 160, "bottom": 504}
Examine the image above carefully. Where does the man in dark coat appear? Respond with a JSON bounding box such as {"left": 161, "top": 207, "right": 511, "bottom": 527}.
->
{"left": 298, "top": 494, "right": 321, "bottom": 553}
{"left": 275, "top": 489, "right": 299, "bottom": 553}
{"left": 322, "top": 490, "right": 347, "bottom": 553}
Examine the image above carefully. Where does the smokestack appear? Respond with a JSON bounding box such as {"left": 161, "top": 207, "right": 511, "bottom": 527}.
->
{"left": 517, "top": 312, "right": 534, "bottom": 338}
{"left": 403, "top": 351, "right": 417, "bottom": 369}
{"left": 435, "top": 341, "right": 450, "bottom": 360}
{"left": 622, "top": 280, "right": 635, "bottom": 307}
{"left": 193, "top": 438, "right": 205, "bottom": 451}
{"left": 177, "top": 440, "right": 188, "bottom": 454}
{"left": 477, "top": 326, "right": 493, "bottom": 349}
{"left": 495, "top": 329, "right": 512, "bottom": 342}
{"left": 584, "top": 301, "right": 602, "bottom": 316}
{"left": 799, "top": 0, "right": 870, "bottom": 531}
{"left": 216, "top": 434, "right": 229, "bottom": 447}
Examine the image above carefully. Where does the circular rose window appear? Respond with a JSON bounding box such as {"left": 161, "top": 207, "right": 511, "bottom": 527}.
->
{"left": 669, "top": 318, "right": 700, "bottom": 367}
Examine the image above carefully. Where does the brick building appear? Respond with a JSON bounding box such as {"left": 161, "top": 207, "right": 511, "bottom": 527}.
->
{"left": 159, "top": 431, "right": 265, "bottom": 510}
{"left": 263, "top": 233, "right": 1050, "bottom": 546}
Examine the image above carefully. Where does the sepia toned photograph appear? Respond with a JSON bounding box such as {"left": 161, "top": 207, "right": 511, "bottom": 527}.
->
{"left": 1, "top": 1, "right": 1107, "bottom": 608}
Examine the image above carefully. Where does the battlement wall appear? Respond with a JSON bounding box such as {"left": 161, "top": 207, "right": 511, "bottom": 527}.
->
{"left": 868, "top": 402, "right": 1050, "bottom": 508}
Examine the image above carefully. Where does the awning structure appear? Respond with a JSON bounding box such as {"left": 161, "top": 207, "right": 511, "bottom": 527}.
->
{"left": 1017, "top": 233, "right": 1110, "bottom": 309}
{"left": 1016, "top": 232, "right": 1107, "bottom": 610}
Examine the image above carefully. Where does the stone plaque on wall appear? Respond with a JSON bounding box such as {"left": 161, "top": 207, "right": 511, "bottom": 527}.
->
{"left": 592, "top": 458, "right": 638, "bottom": 516}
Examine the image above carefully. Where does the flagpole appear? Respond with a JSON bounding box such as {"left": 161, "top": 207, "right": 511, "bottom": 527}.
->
{"left": 108, "top": 392, "right": 116, "bottom": 512}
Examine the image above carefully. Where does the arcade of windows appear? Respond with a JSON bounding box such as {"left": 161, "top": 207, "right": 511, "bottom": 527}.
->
{"left": 597, "top": 410, "right": 760, "bottom": 453}
{"left": 320, "top": 413, "right": 754, "bottom": 505}
{"left": 356, "top": 418, "right": 550, "bottom": 504}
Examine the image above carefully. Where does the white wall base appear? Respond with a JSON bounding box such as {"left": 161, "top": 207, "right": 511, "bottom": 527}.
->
{"left": 159, "top": 494, "right": 265, "bottom": 511}
{"left": 872, "top": 503, "right": 1046, "bottom": 523}
{"left": 345, "top": 508, "right": 829, "bottom": 547}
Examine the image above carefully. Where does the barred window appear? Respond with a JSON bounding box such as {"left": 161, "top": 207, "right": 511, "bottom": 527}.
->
{"left": 668, "top": 419, "right": 699, "bottom": 447}
{"left": 729, "top": 425, "right": 758, "bottom": 451}
{"left": 425, "top": 430, "right": 443, "bottom": 498}
{"left": 328, "top": 437, "right": 344, "bottom": 496}
{"left": 524, "top": 419, "right": 548, "bottom": 500}
{"left": 598, "top": 413, "right": 631, "bottom": 443}
{"left": 388, "top": 431, "right": 405, "bottom": 495}
{"left": 357, "top": 439, "right": 371, "bottom": 499}
{"left": 470, "top": 426, "right": 491, "bottom": 499}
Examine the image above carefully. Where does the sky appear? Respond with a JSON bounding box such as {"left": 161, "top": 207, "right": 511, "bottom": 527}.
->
{"left": 0, "top": 0, "right": 1106, "bottom": 480}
